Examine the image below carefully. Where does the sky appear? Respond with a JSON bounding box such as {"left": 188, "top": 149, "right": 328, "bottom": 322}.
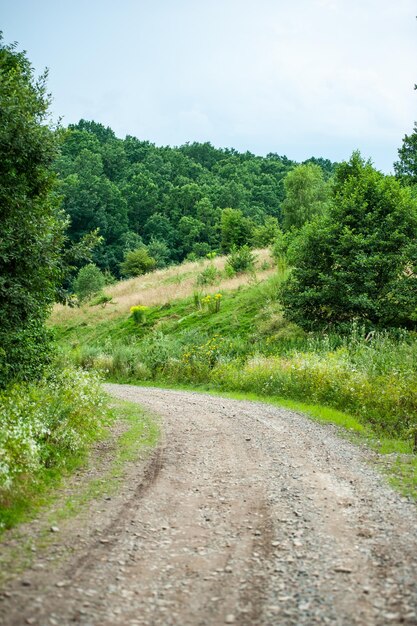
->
{"left": 1, "top": 0, "right": 416, "bottom": 172}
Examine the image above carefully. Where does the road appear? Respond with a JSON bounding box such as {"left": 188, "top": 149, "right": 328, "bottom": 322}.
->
{"left": 1, "top": 385, "right": 416, "bottom": 625}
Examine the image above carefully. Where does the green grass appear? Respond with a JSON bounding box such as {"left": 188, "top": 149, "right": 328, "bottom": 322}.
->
{"left": 54, "top": 398, "right": 159, "bottom": 521}
{"left": 51, "top": 269, "right": 417, "bottom": 500}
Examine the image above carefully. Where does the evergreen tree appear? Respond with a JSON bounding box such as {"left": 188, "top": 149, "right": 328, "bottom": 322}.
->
{"left": 281, "top": 153, "right": 417, "bottom": 330}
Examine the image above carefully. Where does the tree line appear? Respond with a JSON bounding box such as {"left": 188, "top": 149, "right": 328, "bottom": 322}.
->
{"left": 56, "top": 119, "right": 336, "bottom": 282}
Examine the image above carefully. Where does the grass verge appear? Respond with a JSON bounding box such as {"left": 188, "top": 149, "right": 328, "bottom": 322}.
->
{"left": 0, "top": 397, "right": 159, "bottom": 537}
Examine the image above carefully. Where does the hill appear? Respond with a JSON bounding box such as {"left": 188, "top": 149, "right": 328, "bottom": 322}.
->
{"left": 53, "top": 250, "right": 417, "bottom": 479}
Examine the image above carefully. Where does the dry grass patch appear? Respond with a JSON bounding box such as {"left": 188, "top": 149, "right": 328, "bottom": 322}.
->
{"left": 50, "top": 250, "right": 274, "bottom": 327}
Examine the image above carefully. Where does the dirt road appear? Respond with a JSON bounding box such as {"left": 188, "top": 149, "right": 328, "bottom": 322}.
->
{"left": 1, "top": 385, "right": 417, "bottom": 625}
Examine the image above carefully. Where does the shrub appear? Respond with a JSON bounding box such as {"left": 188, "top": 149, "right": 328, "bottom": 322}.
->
{"left": 225, "top": 245, "right": 256, "bottom": 275}
{"left": 130, "top": 305, "right": 149, "bottom": 325}
{"left": 89, "top": 292, "right": 113, "bottom": 307}
{"left": 73, "top": 264, "right": 106, "bottom": 303}
{"left": 0, "top": 367, "right": 109, "bottom": 498}
{"left": 120, "top": 247, "right": 156, "bottom": 277}
{"left": 196, "top": 264, "right": 220, "bottom": 286}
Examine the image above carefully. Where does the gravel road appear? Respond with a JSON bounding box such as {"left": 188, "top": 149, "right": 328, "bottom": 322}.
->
{"left": 1, "top": 385, "right": 417, "bottom": 626}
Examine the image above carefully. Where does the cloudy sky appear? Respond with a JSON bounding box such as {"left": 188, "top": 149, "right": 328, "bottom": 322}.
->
{"left": 2, "top": 0, "right": 416, "bottom": 171}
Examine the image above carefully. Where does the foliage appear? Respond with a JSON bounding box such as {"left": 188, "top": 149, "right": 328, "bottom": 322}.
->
{"left": 55, "top": 262, "right": 417, "bottom": 441}
{"left": 89, "top": 292, "right": 113, "bottom": 307}
{"left": 281, "top": 152, "right": 417, "bottom": 330}
{"left": 394, "top": 122, "right": 417, "bottom": 185}
{"left": 147, "top": 238, "right": 171, "bottom": 268}
{"left": 0, "top": 367, "right": 109, "bottom": 500}
{"left": 212, "top": 331, "right": 417, "bottom": 439}
{"left": 120, "top": 247, "right": 156, "bottom": 277}
{"left": 72, "top": 263, "right": 106, "bottom": 303}
{"left": 130, "top": 305, "right": 149, "bottom": 324}
{"left": 196, "top": 264, "right": 220, "bottom": 286}
{"left": 220, "top": 208, "right": 254, "bottom": 252}
{"left": 225, "top": 245, "right": 256, "bottom": 274}
{"left": 271, "top": 228, "right": 289, "bottom": 268}
{"left": 251, "top": 216, "right": 281, "bottom": 247}
{"left": 201, "top": 293, "right": 222, "bottom": 313}
{"left": 55, "top": 119, "right": 338, "bottom": 275}
{"left": 57, "top": 228, "right": 104, "bottom": 304}
{"left": 281, "top": 162, "right": 330, "bottom": 231}
{"left": 0, "top": 37, "right": 63, "bottom": 387}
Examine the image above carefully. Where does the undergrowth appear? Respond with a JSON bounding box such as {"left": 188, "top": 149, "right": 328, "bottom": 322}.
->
{"left": 0, "top": 367, "right": 112, "bottom": 532}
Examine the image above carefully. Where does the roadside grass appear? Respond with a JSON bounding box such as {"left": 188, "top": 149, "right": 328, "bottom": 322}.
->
{"left": 54, "top": 399, "right": 159, "bottom": 522}
{"left": 0, "top": 398, "right": 159, "bottom": 538}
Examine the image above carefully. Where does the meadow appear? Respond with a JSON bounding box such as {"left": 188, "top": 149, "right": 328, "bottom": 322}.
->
{"left": 53, "top": 250, "right": 417, "bottom": 449}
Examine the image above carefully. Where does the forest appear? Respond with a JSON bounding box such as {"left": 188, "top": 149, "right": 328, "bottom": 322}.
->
{"left": 56, "top": 119, "right": 335, "bottom": 281}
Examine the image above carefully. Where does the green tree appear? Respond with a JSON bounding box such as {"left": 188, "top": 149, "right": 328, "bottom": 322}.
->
{"left": 147, "top": 238, "right": 171, "bottom": 268}
{"left": 281, "top": 163, "right": 330, "bottom": 231}
{"left": 281, "top": 153, "right": 417, "bottom": 330}
{"left": 120, "top": 247, "right": 156, "bottom": 277}
{"left": 220, "top": 208, "right": 254, "bottom": 253}
{"left": 73, "top": 264, "right": 105, "bottom": 302}
{"left": 0, "top": 38, "right": 64, "bottom": 387}
{"left": 251, "top": 216, "right": 281, "bottom": 247}
{"left": 394, "top": 122, "right": 417, "bottom": 185}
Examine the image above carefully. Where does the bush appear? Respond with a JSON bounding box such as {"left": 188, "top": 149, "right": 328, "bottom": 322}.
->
{"left": 73, "top": 264, "right": 106, "bottom": 303}
{"left": 196, "top": 264, "right": 220, "bottom": 286}
{"left": 89, "top": 292, "right": 113, "bottom": 307}
{"left": 130, "top": 305, "right": 149, "bottom": 324}
{"left": 211, "top": 330, "right": 417, "bottom": 438}
{"left": 0, "top": 367, "right": 110, "bottom": 498}
{"left": 120, "top": 247, "right": 156, "bottom": 277}
{"left": 225, "top": 245, "right": 256, "bottom": 275}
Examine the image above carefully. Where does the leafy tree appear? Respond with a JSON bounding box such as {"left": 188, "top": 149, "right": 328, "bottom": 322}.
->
{"left": 394, "top": 122, "right": 417, "bottom": 185}
{"left": 281, "top": 153, "right": 417, "bottom": 330}
{"left": 220, "top": 208, "right": 254, "bottom": 252}
{"left": 120, "top": 247, "right": 156, "bottom": 277}
{"left": 177, "top": 216, "right": 205, "bottom": 256}
{"left": 57, "top": 228, "right": 103, "bottom": 303}
{"left": 143, "top": 213, "right": 176, "bottom": 248}
{"left": 0, "top": 37, "right": 64, "bottom": 387}
{"left": 119, "top": 230, "right": 144, "bottom": 253}
{"left": 281, "top": 163, "right": 330, "bottom": 231}
{"left": 55, "top": 121, "right": 337, "bottom": 270}
{"left": 251, "top": 216, "right": 281, "bottom": 247}
{"left": 58, "top": 151, "right": 129, "bottom": 274}
{"left": 147, "top": 238, "right": 171, "bottom": 268}
{"left": 73, "top": 264, "right": 105, "bottom": 302}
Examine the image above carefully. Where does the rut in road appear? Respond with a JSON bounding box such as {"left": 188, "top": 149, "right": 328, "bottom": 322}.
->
{"left": 1, "top": 385, "right": 417, "bottom": 626}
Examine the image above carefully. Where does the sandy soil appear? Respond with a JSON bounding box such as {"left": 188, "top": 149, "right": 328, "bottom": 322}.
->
{"left": 0, "top": 385, "right": 416, "bottom": 626}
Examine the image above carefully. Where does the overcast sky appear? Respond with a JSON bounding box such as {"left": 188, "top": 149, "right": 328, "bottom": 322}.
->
{"left": 2, "top": 0, "right": 416, "bottom": 171}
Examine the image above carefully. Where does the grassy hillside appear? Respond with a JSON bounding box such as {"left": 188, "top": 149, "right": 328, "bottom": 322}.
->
{"left": 53, "top": 248, "right": 417, "bottom": 495}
